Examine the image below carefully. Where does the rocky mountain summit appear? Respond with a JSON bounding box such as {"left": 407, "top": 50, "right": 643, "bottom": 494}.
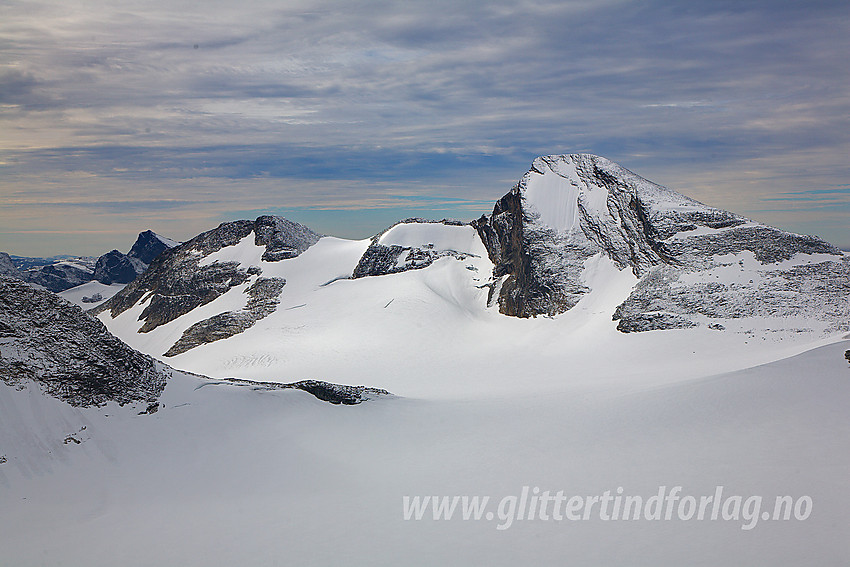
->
{"left": 472, "top": 154, "right": 849, "bottom": 331}
{"left": 129, "top": 230, "right": 180, "bottom": 264}
{"left": 93, "top": 230, "right": 179, "bottom": 285}
{"left": 97, "top": 216, "right": 320, "bottom": 350}
{"left": 0, "top": 274, "right": 167, "bottom": 406}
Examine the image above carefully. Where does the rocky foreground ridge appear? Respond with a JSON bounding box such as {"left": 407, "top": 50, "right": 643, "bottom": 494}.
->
{"left": 0, "top": 274, "right": 167, "bottom": 406}
{"left": 0, "top": 274, "right": 389, "bottom": 407}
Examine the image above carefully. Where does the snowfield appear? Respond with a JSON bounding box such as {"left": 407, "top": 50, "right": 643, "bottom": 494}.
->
{"left": 58, "top": 281, "right": 126, "bottom": 308}
{"left": 1, "top": 342, "right": 848, "bottom": 566}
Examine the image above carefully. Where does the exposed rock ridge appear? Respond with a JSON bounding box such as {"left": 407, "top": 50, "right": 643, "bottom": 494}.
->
{"left": 216, "top": 377, "right": 391, "bottom": 405}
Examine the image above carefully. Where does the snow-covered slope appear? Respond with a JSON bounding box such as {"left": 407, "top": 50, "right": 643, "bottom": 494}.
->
{"left": 1, "top": 339, "right": 848, "bottom": 566}
{"left": 58, "top": 281, "right": 126, "bottom": 308}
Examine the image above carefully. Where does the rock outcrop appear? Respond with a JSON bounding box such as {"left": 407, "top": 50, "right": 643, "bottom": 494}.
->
{"left": 163, "top": 277, "right": 286, "bottom": 356}
{"left": 0, "top": 252, "right": 20, "bottom": 279}
{"left": 0, "top": 275, "right": 167, "bottom": 406}
{"left": 216, "top": 377, "right": 391, "bottom": 405}
{"left": 353, "top": 219, "right": 475, "bottom": 278}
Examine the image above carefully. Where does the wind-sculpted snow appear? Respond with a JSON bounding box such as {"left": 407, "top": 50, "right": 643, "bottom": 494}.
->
{"left": 0, "top": 275, "right": 166, "bottom": 406}
{"left": 352, "top": 219, "right": 478, "bottom": 278}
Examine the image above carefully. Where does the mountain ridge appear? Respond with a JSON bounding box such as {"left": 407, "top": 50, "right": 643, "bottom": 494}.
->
{"left": 92, "top": 153, "right": 850, "bottom": 388}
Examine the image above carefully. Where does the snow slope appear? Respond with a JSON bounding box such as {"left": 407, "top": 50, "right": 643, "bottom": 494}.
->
{"left": 1, "top": 341, "right": 848, "bottom": 566}
{"left": 58, "top": 281, "right": 125, "bottom": 308}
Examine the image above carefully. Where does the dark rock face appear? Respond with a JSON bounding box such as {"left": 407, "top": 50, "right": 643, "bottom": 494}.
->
{"left": 164, "top": 277, "right": 286, "bottom": 356}
{"left": 352, "top": 219, "right": 472, "bottom": 279}
{"left": 472, "top": 193, "right": 596, "bottom": 317}
{"left": 0, "top": 252, "right": 20, "bottom": 279}
{"left": 0, "top": 275, "right": 167, "bottom": 406}
{"left": 93, "top": 231, "right": 178, "bottom": 285}
{"left": 97, "top": 216, "right": 319, "bottom": 335}
{"left": 21, "top": 262, "right": 94, "bottom": 292}
{"left": 128, "top": 230, "right": 177, "bottom": 264}
{"left": 93, "top": 250, "right": 147, "bottom": 285}
{"left": 615, "top": 312, "right": 700, "bottom": 333}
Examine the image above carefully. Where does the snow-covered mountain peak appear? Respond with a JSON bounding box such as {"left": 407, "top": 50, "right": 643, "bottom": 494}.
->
{"left": 520, "top": 153, "right": 715, "bottom": 235}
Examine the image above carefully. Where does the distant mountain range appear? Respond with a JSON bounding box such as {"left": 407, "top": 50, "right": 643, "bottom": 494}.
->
{"left": 4, "top": 152, "right": 850, "bottom": 403}
{"left": 1, "top": 230, "right": 179, "bottom": 292}
{"left": 94, "top": 154, "right": 849, "bottom": 367}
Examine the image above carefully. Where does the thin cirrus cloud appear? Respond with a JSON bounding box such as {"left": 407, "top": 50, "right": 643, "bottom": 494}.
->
{"left": 0, "top": 0, "right": 848, "bottom": 255}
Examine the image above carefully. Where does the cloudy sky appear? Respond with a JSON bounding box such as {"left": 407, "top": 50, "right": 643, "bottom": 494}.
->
{"left": 2, "top": 0, "right": 848, "bottom": 256}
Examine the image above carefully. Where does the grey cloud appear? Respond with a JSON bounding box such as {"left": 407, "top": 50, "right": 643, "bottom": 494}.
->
{"left": 1, "top": 0, "right": 848, "bottom": 255}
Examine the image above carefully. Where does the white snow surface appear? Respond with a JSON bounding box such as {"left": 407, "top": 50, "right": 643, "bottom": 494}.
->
{"left": 523, "top": 156, "right": 608, "bottom": 233}
{"left": 58, "top": 281, "right": 125, "bottom": 308}
{"left": 378, "top": 221, "right": 484, "bottom": 254}
{"left": 1, "top": 342, "right": 848, "bottom": 566}
{"left": 153, "top": 233, "right": 180, "bottom": 248}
